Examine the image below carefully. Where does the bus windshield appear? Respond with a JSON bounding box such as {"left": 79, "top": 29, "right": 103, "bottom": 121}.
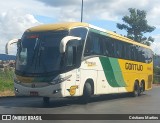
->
{"left": 16, "top": 31, "right": 68, "bottom": 76}
{"left": 15, "top": 27, "right": 88, "bottom": 76}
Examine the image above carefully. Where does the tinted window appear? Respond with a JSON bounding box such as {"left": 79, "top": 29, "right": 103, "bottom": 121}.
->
{"left": 103, "top": 37, "right": 114, "bottom": 57}
{"left": 115, "top": 41, "right": 122, "bottom": 58}
{"left": 69, "top": 27, "right": 88, "bottom": 41}
{"left": 84, "top": 31, "right": 103, "bottom": 56}
{"left": 84, "top": 36, "right": 93, "bottom": 56}
{"left": 84, "top": 29, "right": 152, "bottom": 63}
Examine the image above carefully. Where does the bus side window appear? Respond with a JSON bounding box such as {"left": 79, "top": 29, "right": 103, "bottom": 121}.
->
{"left": 144, "top": 48, "right": 152, "bottom": 63}
{"left": 84, "top": 36, "right": 93, "bottom": 56}
{"left": 99, "top": 38, "right": 105, "bottom": 56}
{"left": 104, "top": 37, "right": 114, "bottom": 57}
{"left": 135, "top": 46, "right": 139, "bottom": 61}
{"left": 114, "top": 40, "right": 122, "bottom": 58}
{"left": 84, "top": 32, "right": 103, "bottom": 56}
{"left": 102, "top": 38, "right": 108, "bottom": 56}
{"left": 130, "top": 45, "right": 134, "bottom": 61}
{"left": 122, "top": 43, "right": 126, "bottom": 59}
{"left": 110, "top": 39, "right": 115, "bottom": 57}
{"left": 92, "top": 35, "right": 101, "bottom": 55}
{"left": 125, "top": 43, "right": 131, "bottom": 60}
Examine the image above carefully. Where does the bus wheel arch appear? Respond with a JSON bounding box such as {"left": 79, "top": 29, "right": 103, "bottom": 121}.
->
{"left": 84, "top": 79, "right": 94, "bottom": 95}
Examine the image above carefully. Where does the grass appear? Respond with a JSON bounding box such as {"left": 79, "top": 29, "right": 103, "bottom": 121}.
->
{"left": 0, "top": 68, "right": 14, "bottom": 96}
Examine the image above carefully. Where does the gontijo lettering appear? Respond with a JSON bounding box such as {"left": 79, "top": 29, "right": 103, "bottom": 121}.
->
{"left": 125, "top": 63, "right": 143, "bottom": 71}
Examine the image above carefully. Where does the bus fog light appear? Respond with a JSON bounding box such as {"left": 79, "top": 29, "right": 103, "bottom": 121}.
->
{"left": 15, "top": 88, "right": 19, "bottom": 93}
{"left": 53, "top": 89, "right": 61, "bottom": 94}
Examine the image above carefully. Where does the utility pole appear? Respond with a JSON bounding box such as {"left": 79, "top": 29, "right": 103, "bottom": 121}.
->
{"left": 81, "top": 0, "right": 83, "bottom": 22}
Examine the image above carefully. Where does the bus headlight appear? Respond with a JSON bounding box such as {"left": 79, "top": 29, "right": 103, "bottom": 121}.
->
{"left": 51, "top": 75, "right": 72, "bottom": 85}
{"left": 14, "top": 78, "right": 21, "bottom": 83}
{"left": 15, "top": 87, "right": 19, "bottom": 93}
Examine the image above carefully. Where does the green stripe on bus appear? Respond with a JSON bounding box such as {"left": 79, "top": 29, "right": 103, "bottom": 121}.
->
{"left": 99, "top": 57, "right": 120, "bottom": 87}
{"left": 99, "top": 57, "right": 126, "bottom": 87}
{"left": 109, "top": 58, "right": 126, "bottom": 87}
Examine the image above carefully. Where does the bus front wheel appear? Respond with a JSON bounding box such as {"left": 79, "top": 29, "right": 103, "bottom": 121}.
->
{"left": 79, "top": 82, "right": 92, "bottom": 104}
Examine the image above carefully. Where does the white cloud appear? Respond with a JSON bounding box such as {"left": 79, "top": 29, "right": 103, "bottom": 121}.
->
{"left": 0, "top": 0, "right": 160, "bottom": 25}
{"left": 147, "top": 6, "right": 160, "bottom": 28}
{"left": 0, "top": 9, "right": 41, "bottom": 55}
{"left": 151, "top": 35, "right": 160, "bottom": 54}
{"left": 36, "top": 0, "right": 160, "bottom": 27}
{"left": 0, "top": 0, "right": 160, "bottom": 54}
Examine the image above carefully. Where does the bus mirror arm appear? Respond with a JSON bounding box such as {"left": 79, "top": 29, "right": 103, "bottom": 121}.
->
{"left": 60, "top": 36, "right": 81, "bottom": 53}
{"left": 5, "top": 39, "right": 20, "bottom": 54}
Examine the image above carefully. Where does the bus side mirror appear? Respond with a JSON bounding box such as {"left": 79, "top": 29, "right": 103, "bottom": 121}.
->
{"left": 17, "top": 39, "right": 21, "bottom": 48}
{"left": 60, "top": 36, "right": 81, "bottom": 53}
{"left": 65, "top": 41, "right": 82, "bottom": 68}
{"left": 5, "top": 39, "right": 19, "bottom": 54}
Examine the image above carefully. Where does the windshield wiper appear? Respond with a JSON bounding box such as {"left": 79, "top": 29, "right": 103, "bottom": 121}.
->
{"left": 30, "top": 38, "right": 39, "bottom": 67}
{"left": 37, "top": 43, "right": 47, "bottom": 73}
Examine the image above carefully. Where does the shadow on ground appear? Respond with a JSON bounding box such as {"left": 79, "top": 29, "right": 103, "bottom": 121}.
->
{"left": 0, "top": 93, "right": 146, "bottom": 109}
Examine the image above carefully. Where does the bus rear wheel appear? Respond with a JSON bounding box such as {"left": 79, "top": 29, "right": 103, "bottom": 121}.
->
{"left": 140, "top": 82, "right": 145, "bottom": 93}
{"left": 131, "top": 82, "right": 140, "bottom": 97}
{"left": 139, "top": 82, "right": 145, "bottom": 96}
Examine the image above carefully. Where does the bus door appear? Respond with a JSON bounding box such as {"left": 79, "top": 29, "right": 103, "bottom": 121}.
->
{"left": 64, "top": 40, "right": 81, "bottom": 97}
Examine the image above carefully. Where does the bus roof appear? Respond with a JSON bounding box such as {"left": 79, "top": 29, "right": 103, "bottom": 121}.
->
{"left": 26, "top": 22, "right": 151, "bottom": 49}
{"left": 26, "top": 22, "right": 89, "bottom": 32}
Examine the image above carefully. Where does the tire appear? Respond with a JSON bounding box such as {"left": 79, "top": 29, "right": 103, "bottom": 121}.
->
{"left": 43, "top": 97, "right": 50, "bottom": 105}
{"left": 140, "top": 82, "right": 145, "bottom": 94}
{"left": 79, "top": 82, "right": 92, "bottom": 104}
{"left": 131, "top": 82, "right": 140, "bottom": 97}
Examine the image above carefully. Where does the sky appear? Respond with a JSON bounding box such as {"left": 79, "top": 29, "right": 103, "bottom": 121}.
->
{"left": 0, "top": 0, "right": 160, "bottom": 55}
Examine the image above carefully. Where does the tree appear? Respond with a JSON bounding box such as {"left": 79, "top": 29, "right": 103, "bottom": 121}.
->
{"left": 117, "top": 8, "right": 155, "bottom": 46}
{"left": 154, "top": 67, "right": 160, "bottom": 75}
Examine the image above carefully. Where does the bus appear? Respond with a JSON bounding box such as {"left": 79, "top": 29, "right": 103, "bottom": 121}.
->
{"left": 7, "top": 22, "right": 153, "bottom": 104}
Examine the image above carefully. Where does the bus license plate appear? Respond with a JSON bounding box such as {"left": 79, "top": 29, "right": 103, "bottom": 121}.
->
{"left": 30, "top": 91, "right": 38, "bottom": 96}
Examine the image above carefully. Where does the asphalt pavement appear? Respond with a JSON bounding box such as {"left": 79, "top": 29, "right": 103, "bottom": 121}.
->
{"left": 0, "top": 86, "right": 160, "bottom": 123}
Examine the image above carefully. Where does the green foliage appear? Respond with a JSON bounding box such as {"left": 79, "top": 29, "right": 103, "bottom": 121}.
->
{"left": 153, "top": 65, "right": 160, "bottom": 84}
{"left": 117, "top": 8, "right": 155, "bottom": 45}
{"left": 0, "top": 69, "right": 14, "bottom": 91}
{"left": 153, "top": 74, "right": 160, "bottom": 84}
{"left": 154, "top": 67, "right": 160, "bottom": 75}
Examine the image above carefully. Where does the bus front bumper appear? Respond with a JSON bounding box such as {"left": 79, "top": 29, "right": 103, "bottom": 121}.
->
{"left": 14, "top": 82, "right": 64, "bottom": 98}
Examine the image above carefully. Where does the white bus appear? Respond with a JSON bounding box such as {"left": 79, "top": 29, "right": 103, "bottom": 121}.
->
{"left": 7, "top": 22, "right": 153, "bottom": 104}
